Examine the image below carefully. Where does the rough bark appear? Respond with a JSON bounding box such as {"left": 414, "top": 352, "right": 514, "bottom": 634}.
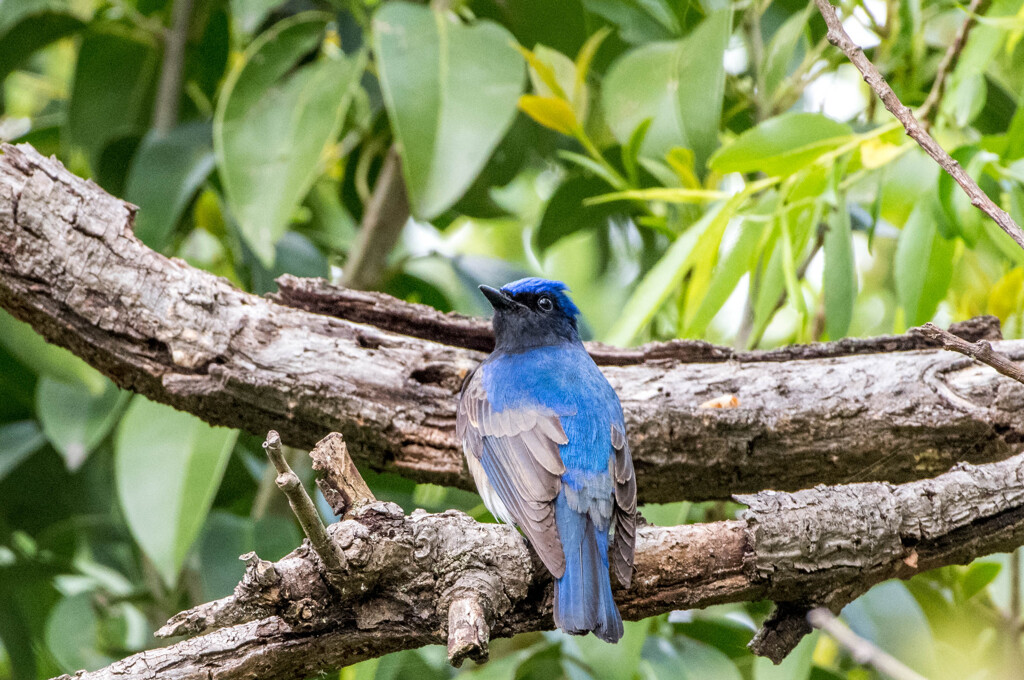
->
{"left": 2, "top": 143, "right": 1024, "bottom": 503}
{"left": 56, "top": 451, "right": 1024, "bottom": 680}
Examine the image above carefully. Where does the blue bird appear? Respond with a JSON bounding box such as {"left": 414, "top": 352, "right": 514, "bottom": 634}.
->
{"left": 456, "top": 278, "right": 637, "bottom": 642}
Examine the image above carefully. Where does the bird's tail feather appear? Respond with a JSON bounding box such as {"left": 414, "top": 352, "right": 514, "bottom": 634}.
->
{"left": 553, "top": 496, "right": 623, "bottom": 643}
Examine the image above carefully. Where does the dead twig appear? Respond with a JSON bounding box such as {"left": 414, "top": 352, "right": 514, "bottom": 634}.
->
{"left": 916, "top": 322, "right": 1024, "bottom": 386}
{"left": 917, "top": 0, "right": 989, "bottom": 126}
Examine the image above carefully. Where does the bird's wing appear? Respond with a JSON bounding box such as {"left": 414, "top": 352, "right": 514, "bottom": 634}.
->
{"left": 610, "top": 423, "right": 637, "bottom": 588}
{"left": 457, "top": 369, "right": 568, "bottom": 577}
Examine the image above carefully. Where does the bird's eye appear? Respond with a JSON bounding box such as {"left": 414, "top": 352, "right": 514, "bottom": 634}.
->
{"left": 537, "top": 296, "right": 554, "bottom": 312}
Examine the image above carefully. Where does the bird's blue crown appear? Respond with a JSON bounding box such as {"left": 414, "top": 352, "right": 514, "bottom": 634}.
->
{"left": 501, "top": 277, "right": 580, "bottom": 318}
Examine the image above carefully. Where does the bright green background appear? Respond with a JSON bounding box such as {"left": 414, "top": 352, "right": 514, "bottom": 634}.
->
{"left": 2, "top": 0, "right": 1024, "bottom": 678}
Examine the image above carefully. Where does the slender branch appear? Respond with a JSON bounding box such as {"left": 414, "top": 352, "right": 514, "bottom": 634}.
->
{"left": 917, "top": 0, "right": 988, "bottom": 126}
{"left": 341, "top": 146, "right": 410, "bottom": 290}
{"left": 53, "top": 452, "right": 1024, "bottom": 679}
{"left": 812, "top": 0, "right": 1024, "bottom": 252}
{"left": 152, "top": 0, "right": 193, "bottom": 134}
{"left": 263, "top": 430, "right": 349, "bottom": 578}
{"left": 1, "top": 143, "right": 1023, "bottom": 504}
{"left": 916, "top": 322, "right": 1024, "bottom": 385}
{"left": 808, "top": 609, "right": 928, "bottom": 680}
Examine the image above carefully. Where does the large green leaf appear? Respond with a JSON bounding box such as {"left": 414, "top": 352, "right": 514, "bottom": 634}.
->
{"left": 894, "top": 201, "right": 956, "bottom": 328}
{"left": 762, "top": 4, "right": 811, "bottom": 95}
{"left": 823, "top": 195, "right": 856, "bottom": 340}
{"left": 215, "top": 13, "right": 365, "bottom": 266}
{"left": 125, "top": 122, "right": 215, "bottom": 252}
{"left": 601, "top": 10, "right": 731, "bottom": 168}
{"left": 115, "top": 397, "right": 237, "bottom": 587}
{"left": 0, "top": 0, "right": 85, "bottom": 82}
{"left": 373, "top": 2, "right": 525, "bottom": 219}
{"left": 66, "top": 26, "right": 159, "bottom": 170}
{"left": 535, "top": 175, "right": 622, "bottom": 252}
{"left": 36, "top": 377, "right": 128, "bottom": 472}
{"left": 709, "top": 113, "right": 853, "bottom": 177}
{"left": 0, "top": 310, "right": 106, "bottom": 391}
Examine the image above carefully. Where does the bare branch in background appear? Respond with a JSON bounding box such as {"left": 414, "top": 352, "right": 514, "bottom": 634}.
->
{"left": 917, "top": 0, "right": 989, "bottom": 126}
{"left": 54, "top": 451, "right": 1024, "bottom": 679}
{"left": 152, "top": 0, "right": 193, "bottom": 134}
{"left": 812, "top": 0, "right": 1024, "bottom": 251}
{"left": 341, "top": 146, "right": 410, "bottom": 290}
{"left": 808, "top": 608, "right": 929, "bottom": 680}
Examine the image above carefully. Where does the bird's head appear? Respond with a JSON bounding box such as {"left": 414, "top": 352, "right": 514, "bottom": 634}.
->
{"left": 480, "top": 278, "right": 581, "bottom": 352}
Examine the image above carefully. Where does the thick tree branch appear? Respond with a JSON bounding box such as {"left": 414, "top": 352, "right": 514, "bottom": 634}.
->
{"left": 55, "top": 451, "right": 1024, "bottom": 680}
{"left": 813, "top": 0, "right": 1024, "bottom": 251}
{"left": 2, "top": 143, "right": 1024, "bottom": 504}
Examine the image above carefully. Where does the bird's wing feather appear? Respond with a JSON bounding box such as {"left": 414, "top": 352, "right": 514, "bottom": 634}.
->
{"left": 610, "top": 423, "right": 637, "bottom": 588}
{"left": 457, "top": 369, "right": 568, "bottom": 577}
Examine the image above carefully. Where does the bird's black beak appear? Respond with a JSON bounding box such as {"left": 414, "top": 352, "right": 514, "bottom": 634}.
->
{"left": 479, "top": 285, "right": 518, "bottom": 311}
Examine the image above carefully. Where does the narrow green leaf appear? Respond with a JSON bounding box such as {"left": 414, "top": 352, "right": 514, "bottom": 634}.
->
{"left": 962, "top": 561, "right": 1001, "bottom": 601}
{"left": 894, "top": 201, "right": 956, "bottom": 327}
{"left": 605, "top": 191, "right": 748, "bottom": 345}
{"left": 823, "top": 193, "right": 857, "bottom": 339}
{"left": 215, "top": 13, "right": 365, "bottom": 266}
{"left": 115, "top": 397, "right": 237, "bottom": 587}
{"left": 36, "top": 377, "right": 128, "bottom": 471}
{"left": 763, "top": 5, "right": 811, "bottom": 95}
{"left": 374, "top": 3, "right": 525, "bottom": 219}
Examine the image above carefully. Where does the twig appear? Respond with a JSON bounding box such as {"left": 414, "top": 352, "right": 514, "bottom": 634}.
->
{"left": 152, "top": 0, "right": 193, "bottom": 134}
{"left": 916, "top": 322, "right": 1024, "bottom": 386}
{"left": 917, "top": 0, "right": 988, "bottom": 126}
{"left": 308, "top": 432, "right": 376, "bottom": 517}
{"left": 341, "top": 146, "right": 410, "bottom": 290}
{"left": 812, "top": 0, "right": 1024, "bottom": 253}
{"left": 263, "top": 431, "right": 348, "bottom": 575}
{"left": 808, "top": 608, "right": 928, "bottom": 680}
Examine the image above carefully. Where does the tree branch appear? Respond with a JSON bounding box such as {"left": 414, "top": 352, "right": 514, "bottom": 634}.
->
{"left": 812, "top": 0, "right": 1024, "bottom": 252}
{"left": 916, "top": 0, "right": 988, "bottom": 126}
{"left": 341, "top": 146, "right": 410, "bottom": 290}
{"left": 152, "top": 0, "right": 193, "bottom": 134}
{"left": 808, "top": 608, "right": 928, "bottom": 680}
{"left": 916, "top": 322, "right": 1024, "bottom": 386}
{"left": 54, "top": 450, "right": 1024, "bottom": 679}
{"left": 1, "top": 143, "right": 1023, "bottom": 504}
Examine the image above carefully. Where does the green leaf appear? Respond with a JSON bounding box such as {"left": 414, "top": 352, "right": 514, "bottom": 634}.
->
{"left": 605, "top": 191, "right": 749, "bottom": 345}
{"left": 602, "top": 10, "right": 731, "bottom": 168}
{"left": 823, "top": 195, "right": 857, "bottom": 339}
{"left": 962, "top": 561, "right": 1001, "bottom": 600}
{"left": 709, "top": 113, "right": 853, "bottom": 177}
{"left": 125, "top": 123, "right": 215, "bottom": 252}
{"left": 215, "top": 13, "right": 365, "bottom": 266}
{"left": 683, "top": 216, "right": 768, "bottom": 337}
{"left": 66, "top": 26, "right": 159, "bottom": 170}
{"left": 36, "top": 377, "right": 128, "bottom": 472}
{"left": 567, "top": 619, "right": 649, "bottom": 680}
{"left": 753, "top": 630, "right": 817, "bottom": 680}
{"left": 0, "top": 0, "right": 85, "bottom": 83}
{"left": 0, "top": 420, "right": 45, "bottom": 483}
{"left": 583, "top": 0, "right": 680, "bottom": 44}
{"left": 45, "top": 594, "right": 111, "bottom": 672}
{"left": 644, "top": 634, "right": 743, "bottom": 680}
{"left": 894, "top": 201, "right": 956, "bottom": 327}
{"left": 763, "top": 5, "right": 810, "bottom": 95}
{"left": 115, "top": 397, "right": 237, "bottom": 588}
{"left": 374, "top": 3, "right": 525, "bottom": 219}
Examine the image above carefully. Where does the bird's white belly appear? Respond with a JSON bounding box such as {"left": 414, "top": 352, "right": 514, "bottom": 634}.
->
{"left": 464, "top": 445, "right": 516, "bottom": 526}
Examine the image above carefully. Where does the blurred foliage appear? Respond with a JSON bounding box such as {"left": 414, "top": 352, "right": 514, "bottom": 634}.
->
{"left": 2, "top": 0, "right": 1024, "bottom": 677}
